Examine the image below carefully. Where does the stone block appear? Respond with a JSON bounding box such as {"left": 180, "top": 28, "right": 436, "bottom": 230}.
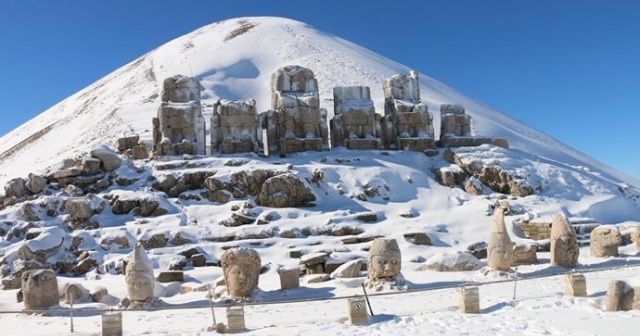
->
{"left": 564, "top": 273, "right": 587, "bottom": 297}
{"left": 157, "top": 271, "right": 184, "bottom": 283}
{"left": 191, "top": 254, "right": 206, "bottom": 267}
{"left": 396, "top": 138, "right": 436, "bottom": 151}
{"left": 278, "top": 267, "right": 301, "bottom": 290}
{"left": 347, "top": 296, "right": 368, "bottom": 325}
{"left": 117, "top": 136, "right": 139, "bottom": 152}
{"left": 459, "top": 286, "right": 480, "bottom": 314}
{"left": 102, "top": 312, "right": 123, "bottom": 336}
{"left": 226, "top": 306, "right": 246, "bottom": 332}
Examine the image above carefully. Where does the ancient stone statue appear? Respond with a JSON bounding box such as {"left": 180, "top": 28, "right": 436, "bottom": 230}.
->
{"left": 590, "top": 226, "right": 621, "bottom": 258}
{"left": 438, "top": 104, "right": 509, "bottom": 148}
{"left": 487, "top": 206, "right": 514, "bottom": 271}
{"left": 152, "top": 75, "right": 206, "bottom": 156}
{"left": 330, "top": 86, "right": 382, "bottom": 150}
{"left": 22, "top": 269, "right": 59, "bottom": 311}
{"left": 125, "top": 243, "right": 155, "bottom": 304}
{"left": 211, "top": 99, "right": 260, "bottom": 153}
{"left": 550, "top": 213, "right": 580, "bottom": 268}
{"left": 366, "top": 238, "right": 402, "bottom": 284}
{"left": 260, "top": 65, "right": 328, "bottom": 155}
{"left": 221, "top": 247, "right": 261, "bottom": 298}
{"left": 381, "top": 71, "right": 435, "bottom": 151}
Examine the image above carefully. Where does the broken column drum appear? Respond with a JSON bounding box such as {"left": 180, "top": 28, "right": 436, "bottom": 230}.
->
{"left": 221, "top": 247, "right": 261, "bottom": 298}
{"left": 330, "top": 86, "right": 382, "bottom": 150}
{"left": 152, "top": 75, "right": 206, "bottom": 156}
{"left": 260, "top": 65, "right": 328, "bottom": 155}
{"left": 211, "top": 99, "right": 260, "bottom": 154}
{"left": 381, "top": 71, "right": 435, "bottom": 151}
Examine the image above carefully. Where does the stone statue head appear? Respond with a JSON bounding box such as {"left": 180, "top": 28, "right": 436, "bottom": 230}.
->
{"left": 221, "top": 248, "right": 261, "bottom": 298}
{"left": 367, "top": 239, "right": 402, "bottom": 280}
{"left": 125, "top": 243, "right": 155, "bottom": 302}
{"left": 22, "top": 269, "right": 59, "bottom": 310}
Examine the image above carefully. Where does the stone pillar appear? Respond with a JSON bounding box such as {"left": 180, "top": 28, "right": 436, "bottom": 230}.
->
{"left": 459, "top": 286, "right": 480, "bottom": 314}
{"left": 346, "top": 296, "right": 368, "bottom": 325}
{"left": 564, "top": 274, "right": 587, "bottom": 297}
{"left": 102, "top": 312, "right": 123, "bottom": 336}
{"left": 226, "top": 306, "right": 246, "bottom": 332}
{"left": 278, "top": 267, "right": 300, "bottom": 290}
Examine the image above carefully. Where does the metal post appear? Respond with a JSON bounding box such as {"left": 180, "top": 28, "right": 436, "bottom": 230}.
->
{"left": 512, "top": 267, "right": 519, "bottom": 300}
{"left": 360, "top": 283, "right": 375, "bottom": 316}
{"left": 208, "top": 284, "right": 217, "bottom": 326}
{"left": 69, "top": 291, "right": 74, "bottom": 333}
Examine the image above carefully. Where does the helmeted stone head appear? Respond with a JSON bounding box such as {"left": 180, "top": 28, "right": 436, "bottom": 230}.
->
{"left": 22, "top": 269, "right": 59, "bottom": 311}
{"left": 221, "top": 247, "right": 261, "bottom": 298}
{"left": 367, "top": 238, "right": 402, "bottom": 280}
{"left": 125, "top": 243, "right": 155, "bottom": 302}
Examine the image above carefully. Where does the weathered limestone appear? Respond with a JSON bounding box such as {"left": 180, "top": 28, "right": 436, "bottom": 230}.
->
{"left": 550, "top": 213, "right": 580, "bottom": 268}
{"left": 365, "top": 238, "right": 402, "bottom": 289}
{"left": 487, "top": 206, "right": 514, "bottom": 271}
{"left": 564, "top": 273, "right": 587, "bottom": 297}
{"left": 605, "top": 280, "right": 638, "bottom": 311}
{"left": 221, "top": 247, "right": 261, "bottom": 298}
{"left": 102, "top": 313, "right": 123, "bottom": 336}
{"left": 459, "top": 286, "right": 480, "bottom": 314}
{"left": 299, "top": 252, "right": 328, "bottom": 275}
{"left": 330, "top": 86, "right": 382, "bottom": 150}
{"left": 256, "top": 173, "right": 316, "bottom": 208}
{"left": 278, "top": 266, "right": 300, "bottom": 290}
{"left": 226, "top": 306, "right": 246, "bottom": 332}
{"left": 125, "top": 243, "right": 155, "bottom": 304}
{"left": 438, "top": 104, "right": 509, "bottom": 148}
{"left": 25, "top": 174, "right": 47, "bottom": 194}
{"left": 211, "top": 99, "right": 260, "bottom": 153}
{"left": 153, "top": 75, "right": 205, "bottom": 156}
{"left": 381, "top": 71, "right": 435, "bottom": 151}
{"left": 330, "top": 259, "right": 362, "bottom": 278}
{"left": 5, "top": 178, "right": 27, "bottom": 198}
{"left": 261, "top": 65, "right": 328, "bottom": 155}
{"left": 347, "top": 296, "right": 368, "bottom": 325}
{"left": 117, "top": 135, "right": 140, "bottom": 152}
{"left": 22, "top": 269, "right": 59, "bottom": 311}
{"left": 590, "top": 225, "right": 621, "bottom": 257}
{"left": 512, "top": 243, "right": 538, "bottom": 265}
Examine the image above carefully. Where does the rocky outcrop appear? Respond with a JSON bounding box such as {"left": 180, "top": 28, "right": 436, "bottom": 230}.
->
{"left": 256, "top": 173, "right": 315, "bottom": 208}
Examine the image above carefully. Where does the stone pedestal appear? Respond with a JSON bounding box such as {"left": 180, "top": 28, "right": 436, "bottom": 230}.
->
{"left": 279, "top": 138, "right": 323, "bottom": 155}
{"left": 347, "top": 296, "right": 368, "bottom": 325}
{"left": 395, "top": 138, "right": 435, "bottom": 151}
{"left": 564, "top": 274, "right": 587, "bottom": 297}
{"left": 459, "top": 286, "right": 480, "bottom": 314}
{"left": 343, "top": 138, "right": 382, "bottom": 150}
{"left": 102, "top": 312, "right": 123, "bottom": 336}
{"left": 227, "top": 306, "right": 246, "bottom": 332}
{"left": 278, "top": 267, "right": 300, "bottom": 290}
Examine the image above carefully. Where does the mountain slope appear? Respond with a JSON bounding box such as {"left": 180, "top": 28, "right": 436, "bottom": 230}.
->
{"left": 0, "top": 16, "right": 637, "bottom": 192}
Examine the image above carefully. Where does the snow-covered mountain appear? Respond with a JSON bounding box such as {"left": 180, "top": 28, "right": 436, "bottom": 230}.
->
{"left": 0, "top": 16, "right": 637, "bottom": 190}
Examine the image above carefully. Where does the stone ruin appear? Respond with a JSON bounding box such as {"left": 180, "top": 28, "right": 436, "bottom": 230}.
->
{"left": 261, "top": 65, "right": 328, "bottom": 155}
{"left": 211, "top": 99, "right": 260, "bottom": 154}
{"left": 487, "top": 206, "right": 514, "bottom": 271}
{"left": 605, "top": 280, "right": 640, "bottom": 311}
{"left": 550, "top": 213, "right": 580, "bottom": 268}
{"left": 124, "top": 243, "right": 155, "bottom": 307}
{"left": 364, "top": 238, "right": 404, "bottom": 290}
{"left": 22, "top": 269, "right": 59, "bottom": 311}
{"left": 381, "top": 71, "right": 435, "bottom": 151}
{"left": 438, "top": 104, "right": 509, "bottom": 148}
{"left": 152, "top": 75, "right": 206, "bottom": 156}
{"left": 590, "top": 225, "right": 621, "bottom": 258}
{"left": 330, "top": 86, "right": 382, "bottom": 150}
{"left": 221, "top": 247, "right": 261, "bottom": 298}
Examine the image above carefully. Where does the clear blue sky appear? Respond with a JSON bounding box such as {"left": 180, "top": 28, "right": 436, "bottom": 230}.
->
{"left": 1, "top": 1, "right": 639, "bottom": 179}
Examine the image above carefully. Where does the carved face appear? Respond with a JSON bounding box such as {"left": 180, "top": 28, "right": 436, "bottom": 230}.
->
{"left": 226, "top": 265, "right": 253, "bottom": 297}
{"left": 369, "top": 254, "right": 401, "bottom": 279}
{"left": 126, "top": 270, "right": 154, "bottom": 302}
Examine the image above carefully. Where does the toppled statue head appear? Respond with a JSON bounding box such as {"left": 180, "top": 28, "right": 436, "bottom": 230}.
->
{"left": 367, "top": 238, "right": 402, "bottom": 280}
{"left": 125, "top": 243, "right": 155, "bottom": 302}
{"left": 22, "top": 269, "right": 60, "bottom": 311}
{"left": 221, "top": 247, "right": 261, "bottom": 298}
